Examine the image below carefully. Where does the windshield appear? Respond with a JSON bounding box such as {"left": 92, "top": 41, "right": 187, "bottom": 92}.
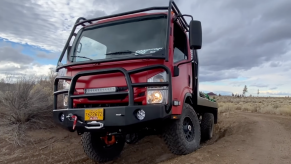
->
{"left": 70, "top": 15, "right": 167, "bottom": 62}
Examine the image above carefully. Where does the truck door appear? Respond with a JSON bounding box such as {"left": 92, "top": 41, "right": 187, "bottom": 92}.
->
{"left": 171, "top": 21, "right": 191, "bottom": 114}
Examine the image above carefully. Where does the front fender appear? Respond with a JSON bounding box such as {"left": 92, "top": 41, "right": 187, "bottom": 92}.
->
{"left": 171, "top": 87, "right": 192, "bottom": 115}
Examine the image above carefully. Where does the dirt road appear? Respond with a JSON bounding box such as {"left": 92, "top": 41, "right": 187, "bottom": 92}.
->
{"left": 1, "top": 111, "right": 291, "bottom": 164}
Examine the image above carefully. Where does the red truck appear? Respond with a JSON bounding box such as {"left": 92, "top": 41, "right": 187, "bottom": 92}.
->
{"left": 53, "top": 0, "right": 218, "bottom": 163}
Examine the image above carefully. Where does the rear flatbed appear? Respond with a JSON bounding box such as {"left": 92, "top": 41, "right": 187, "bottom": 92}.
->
{"left": 197, "top": 96, "right": 218, "bottom": 109}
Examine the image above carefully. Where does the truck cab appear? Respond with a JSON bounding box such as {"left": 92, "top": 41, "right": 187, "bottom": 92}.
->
{"left": 53, "top": 0, "right": 218, "bottom": 163}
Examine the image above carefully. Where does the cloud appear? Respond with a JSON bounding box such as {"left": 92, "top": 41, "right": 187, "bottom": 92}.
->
{"left": 0, "top": 0, "right": 108, "bottom": 52}
{"left": 0, "top": 46, "right": 34, "bottom": 64}
{"left": 0, "top": 63, "right": 30, "bottom": 72}
{"left": 0, "top": 43, "right": 54, "bottom": 78}
{"left": 36, "top": 52, "right": 59, "bottom": 59}
{"left": 250, "top": 84, "right": 269, "bottom": 88}
{"left": 269, "top": 62, "right": 281, "bottom": 67}
{"left": 260, "top": 90, "right": 291, "bottom": 96}
{"left": 0, "top": 0, "right": 291, "bottom": 96}
{"left": 182, "top": 0, "right": 291, "bottom": 74}
{"left": 1, "top": 0, "right": 290, "bottom": 71}
{"left": 199, "top": 68, "right": 239, "bottom": 82}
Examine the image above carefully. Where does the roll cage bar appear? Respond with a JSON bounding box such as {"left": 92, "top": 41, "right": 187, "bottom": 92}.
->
{"left": 56, "top": 0, "right": 190, "bottom": 72}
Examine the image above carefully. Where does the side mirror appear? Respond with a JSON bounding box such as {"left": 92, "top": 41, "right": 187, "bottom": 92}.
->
{"left": 173, "top": 66, "right": 179, "bottom": 77}
{"left": 189, "top": 20, "right": 202, "bottom": 49}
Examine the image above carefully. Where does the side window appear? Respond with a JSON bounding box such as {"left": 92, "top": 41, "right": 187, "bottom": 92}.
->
{"left": 174, "top": 48, "right": 186, "bottom": 62}
{"left": 75, "top": 36, "right": 107, "bottom": 61}
{"left": 173, "top": 22, "right": 188, "bottom": 63}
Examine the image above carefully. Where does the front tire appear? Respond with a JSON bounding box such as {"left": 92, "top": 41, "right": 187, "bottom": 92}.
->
{"left": 81, "top": 132, "right": 125, "bottom": 163}
{"left": 163, "top": 103, "right": 201, "bottom": 155}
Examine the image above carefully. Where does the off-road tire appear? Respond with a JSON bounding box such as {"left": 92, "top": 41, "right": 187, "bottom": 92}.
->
{"left": 163, "top": 103, "right": 201, "bottom": 155}
{"left": 81, "top": 132, "right": 125, "bottom": 163}
{"left": 201, "top": 113, "right": 214, "bottom": 141}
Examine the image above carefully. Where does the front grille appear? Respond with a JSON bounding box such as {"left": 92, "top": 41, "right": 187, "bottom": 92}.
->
{"left": 116, "top": 86, "right": 128, "bottom": 91}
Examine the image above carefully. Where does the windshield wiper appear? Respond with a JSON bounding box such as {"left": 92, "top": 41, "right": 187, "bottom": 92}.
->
{"left": 105, "top": 50, "right": 142, "bottom": 56}
{"left": 71, "top": 55, "right": 93, "bottom": 61}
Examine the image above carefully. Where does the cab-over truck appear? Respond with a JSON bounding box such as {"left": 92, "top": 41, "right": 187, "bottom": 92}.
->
{"left": 53, "top": 0, "right": 218, "bottom": 163}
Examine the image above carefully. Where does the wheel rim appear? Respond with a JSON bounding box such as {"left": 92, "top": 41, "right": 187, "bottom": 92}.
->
{"left": 183, "top": 117, "right": 195, "bottom": 142}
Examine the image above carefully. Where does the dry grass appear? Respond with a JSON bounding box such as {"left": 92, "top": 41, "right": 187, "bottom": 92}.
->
{"left": 216, "top": 96, "right": 291, "bottom": 116}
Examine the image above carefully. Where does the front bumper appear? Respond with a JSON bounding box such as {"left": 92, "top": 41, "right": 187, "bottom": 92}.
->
{"left": 53, "top": 104, "right": 169, "bottom": 132}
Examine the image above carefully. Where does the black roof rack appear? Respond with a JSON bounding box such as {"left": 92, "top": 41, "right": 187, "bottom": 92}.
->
{"left": 74, "top": 1, "right": 189, "bottom": 31}
{"left": 57, "top": 0, "right": 190, "bottom": 71}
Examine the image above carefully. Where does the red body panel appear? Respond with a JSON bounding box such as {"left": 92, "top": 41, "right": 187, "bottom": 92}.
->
{"left": 65, "top": 12, "right": 192, "bottom": 115}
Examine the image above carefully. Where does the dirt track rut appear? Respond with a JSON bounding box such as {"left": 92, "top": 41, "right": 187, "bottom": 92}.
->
{"left": 1, "top": 111, "right": 291, "bottom": 164}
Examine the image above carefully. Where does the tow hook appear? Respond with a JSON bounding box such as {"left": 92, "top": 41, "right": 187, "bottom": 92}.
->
{"left": 66, "top": 114, "right": 82, "bottom": 130}
{"left": 102, "top": 134, "right": 116, "bottom": 145}
{"left": 72, "top": 115, "right": 77, "bottom": 130}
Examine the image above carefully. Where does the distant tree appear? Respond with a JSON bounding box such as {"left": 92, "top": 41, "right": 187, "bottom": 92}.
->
{"left": 257, "top": 89, "right": 259, "bottom": 97}
{"left": 232, "top": 93, "right": 234, "bottom": 97}
{"left": 219, "top": 94, "right": 221, "bottom": 96}
{"left": 243, "top": 85, "right": 248, "bottom": 96}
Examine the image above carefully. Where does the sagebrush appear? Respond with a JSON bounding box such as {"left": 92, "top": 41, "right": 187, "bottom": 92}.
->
{"left": 216, "top": 96, "right": 291, "bottom": 116}
{"left": 0, "top": 70, "right": 62, "bottom": 146}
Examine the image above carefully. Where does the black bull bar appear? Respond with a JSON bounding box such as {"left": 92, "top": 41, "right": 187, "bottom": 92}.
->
{"left": 53, "top": 64, "right": 172, "bottom": 113}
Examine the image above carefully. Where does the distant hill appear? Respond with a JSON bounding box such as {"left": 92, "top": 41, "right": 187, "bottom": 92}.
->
{"left": 207, "top": 92, "right": 217, "bottom": 96}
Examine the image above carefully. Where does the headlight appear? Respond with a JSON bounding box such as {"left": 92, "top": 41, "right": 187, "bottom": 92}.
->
{"left": 147, "top": 71, "right": 168, "bottom": 104}
{"left": 63, "top": 81, "right": 70, "bottom": 89}
{"left": 62, "top": 81, "right": 70, "bottom": 107}
{"left": 63, "top": 94, "right": 68, "bottom": 106}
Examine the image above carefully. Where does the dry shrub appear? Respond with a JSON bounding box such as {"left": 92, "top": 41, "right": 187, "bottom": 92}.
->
{"left": 0, "top": 71, "right": 58, "bottom": 146}
{"left": 218, "top": 103, "right": 234, "bottom": 113}
{"left": 277, "top": 106, "right": 291, "bottom": 116}
{"left": 234, "top": 104, "right": 242, "bottom": 111}
{"left": 0, "top": 77, "right": 53, "bottom": 125}
{"left": 258, "top": 105, "right": 274, "bottom": 114}
{"left": 217, "top": 96, "right": 291, "bottom": 116}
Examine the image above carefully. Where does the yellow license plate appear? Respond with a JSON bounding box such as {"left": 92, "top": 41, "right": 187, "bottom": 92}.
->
{"left": 84, "top": 108, "right": 104, "bottom": 121}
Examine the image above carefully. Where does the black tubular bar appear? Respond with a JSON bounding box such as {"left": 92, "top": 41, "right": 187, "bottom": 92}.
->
{"left": 54, "top": 64, "right": 172, "bottom": 113}
{"left": 56, "top": 0, "right": 190, "bottom": 71}
{"left": 75, "top": 7, "right": 168, "bottom": 26}
{"left": 53, "top": 76, "right": 72, "bottom": 109}
{"left": 165, "top": 2, "right": 171, "bottom": 62}
{"left": 75, "top": 17, "right": 86, "bottom": 24}
{"left": 171, "top": 0, "right": 189, "bottom": 31}
{"left": 131, "top": 82, "right": 169, "bottom": 87}
{"left": 68, "top": 68, "right": 133, "bottom": 108}
{"left": 128, "top": 64, "right": 172, "bottom": 113}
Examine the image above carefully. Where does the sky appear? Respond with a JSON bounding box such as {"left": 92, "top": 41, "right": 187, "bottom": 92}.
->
{"left": 0, "top": 0, "right": 291, "bottom": 97}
